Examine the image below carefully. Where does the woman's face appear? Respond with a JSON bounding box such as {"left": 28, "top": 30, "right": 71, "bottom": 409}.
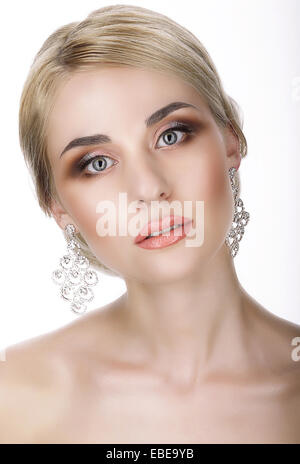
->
{"left": 47, "top": 66, "right": 240, "bottom": 283}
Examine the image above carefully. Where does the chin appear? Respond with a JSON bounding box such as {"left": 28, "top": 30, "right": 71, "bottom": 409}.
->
{"left": 133, "top": 250, "right": 204, "bottom": 284}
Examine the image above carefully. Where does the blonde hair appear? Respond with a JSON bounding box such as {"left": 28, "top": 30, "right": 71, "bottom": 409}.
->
{"left": 19, "top": 3, "right": 248, "bottom": 276}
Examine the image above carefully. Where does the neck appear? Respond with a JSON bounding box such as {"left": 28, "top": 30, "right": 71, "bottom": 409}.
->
{"left": 119, "top": 243, "right": 251, "bottom": 391}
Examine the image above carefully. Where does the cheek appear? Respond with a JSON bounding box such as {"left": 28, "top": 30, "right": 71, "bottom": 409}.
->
{"left": 63, "top": 188, "right": 99, "bottom": 234}
{"left": 190, "top": 156, "right": 233, "bottom": 244}
{"left": 64, "top": 187, "right": 128, "bottom": 271}
{"left": 201, "top": 158, "right": 227, "bottom": 200}
{"left": 52, "top": 175, "right": 132, "bottom": 273}
{"left": 185, "top": 150, "right": 228, "bottom": 202}
{"left": 56, "top": 179, "right": 114, "bottom": 246}
{"left": 204, "top": 161, "right": 233, "bottom": 242}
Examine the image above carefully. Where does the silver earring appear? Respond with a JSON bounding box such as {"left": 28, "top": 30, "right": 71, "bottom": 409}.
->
{"left": 51, "top": 224, "right": 99, "bottom": 314}
{"left": 225, "top": 167, "right": 250, "bottom": 258}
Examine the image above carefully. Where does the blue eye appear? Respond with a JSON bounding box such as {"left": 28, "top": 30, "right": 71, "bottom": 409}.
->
{"left": 156, "top": 122, "right": 194, "bottom": 148}
{"left": 76, "top": 121, "right": 196, "bottom": 176}
{"left": 76, "top": 153, "right": 116, "bottom": 175}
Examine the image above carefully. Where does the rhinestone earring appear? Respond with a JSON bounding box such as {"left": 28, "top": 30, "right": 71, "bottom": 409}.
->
{"left": 51, "top": 224, "right": 99, "bottom": 314}
{"left": 225, "top": 167, "right": 250, "bottom": 258}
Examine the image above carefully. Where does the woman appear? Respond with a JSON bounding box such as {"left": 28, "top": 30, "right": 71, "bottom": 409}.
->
{"left": 1, "top": 4, "right": 299, "bottom": 444}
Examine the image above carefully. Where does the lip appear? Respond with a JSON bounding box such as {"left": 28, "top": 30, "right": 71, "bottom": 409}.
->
{"left": 135, "top": 220, "right": 193, "bottom": 250}
{"left": 134, "top": 215, "right": 192, "bottom": 245}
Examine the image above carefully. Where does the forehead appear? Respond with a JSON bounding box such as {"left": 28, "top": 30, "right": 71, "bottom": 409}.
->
{"left": 46, "top": 66, "right": 210, "bottom": 161}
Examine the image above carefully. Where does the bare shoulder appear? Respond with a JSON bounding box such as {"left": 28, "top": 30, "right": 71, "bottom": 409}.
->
{"left": 251, "top": 293, "right": 299, "bottom": 356}
{"left": 0, "top": 329, "right": 72, "bottom": 444}
{"left": 1, "top": 293, "right": 124, "bottom": 368}
{"left": 243, "top": 290, "right": 300, "bottom": 401}
{"left": 0, "top": 298, "right": 123, "bottom": 443}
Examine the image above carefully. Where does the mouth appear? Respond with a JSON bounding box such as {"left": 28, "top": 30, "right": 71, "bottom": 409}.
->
{"left": 134, "top": 216, "right": 192, "bottom": 245}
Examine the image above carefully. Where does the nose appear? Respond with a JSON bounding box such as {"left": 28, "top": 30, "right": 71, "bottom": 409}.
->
{"left": 127, "top": 151, "right": 172, "bottom": 205}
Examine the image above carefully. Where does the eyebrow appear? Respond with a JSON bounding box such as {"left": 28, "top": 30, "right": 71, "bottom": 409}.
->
{"left": 59, "top": 101, "right": 198, "bottom": 158}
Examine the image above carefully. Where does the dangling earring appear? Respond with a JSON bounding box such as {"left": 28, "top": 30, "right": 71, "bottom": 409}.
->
{"left": 51, "top": 224, "right": 99, "bottom": 314}
{"left": 225, "top": 167, "right": 250, "bottom": 258}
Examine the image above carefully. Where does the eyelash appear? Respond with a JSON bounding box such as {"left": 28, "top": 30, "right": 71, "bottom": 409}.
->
{"left": 75, "top": 121, "right": 196, "bottom": 176}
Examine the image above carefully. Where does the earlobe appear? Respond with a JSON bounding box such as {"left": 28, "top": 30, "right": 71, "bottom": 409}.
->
{"left": 49, "top": 198, "right": 73, "bottom": 231}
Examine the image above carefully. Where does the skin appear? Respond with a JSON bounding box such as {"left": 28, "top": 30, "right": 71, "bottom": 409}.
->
{"left": 1, "top": 66, "right": 300, "bottom": 444}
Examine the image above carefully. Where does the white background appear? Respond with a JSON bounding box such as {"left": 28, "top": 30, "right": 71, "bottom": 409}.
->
{"left": 0, "top": 0, "right": 299, "bottom": 352}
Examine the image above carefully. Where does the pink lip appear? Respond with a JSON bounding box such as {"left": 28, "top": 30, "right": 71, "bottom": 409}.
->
{"left": 134, "top": 215, "right": 192, "bottom": 245}
{"left": 135, "top": 220, "right": 193, "bottom": 250}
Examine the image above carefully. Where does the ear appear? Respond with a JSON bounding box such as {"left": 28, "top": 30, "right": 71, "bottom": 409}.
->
{"left": 223, "top": 123, "right": 241, "bottom": 171}
{"left": 50, "top": 198, "right": 76, "bottom": 233}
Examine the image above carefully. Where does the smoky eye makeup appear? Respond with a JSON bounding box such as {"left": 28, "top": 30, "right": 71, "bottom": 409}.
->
{"left": 68, "top": 117, "right": 204, "bottom": 176}
{"left": 76, "top": 153, "right": 112, "bottom": 172}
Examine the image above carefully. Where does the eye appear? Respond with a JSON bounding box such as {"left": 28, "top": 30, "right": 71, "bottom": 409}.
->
{"left": 76, "top": 153, "right": 116, "bottom": 176}
{"left": 75, "top": 121, "right": 197, "bottom": 177}
{"left": 155, "top": 122, "right": 195, "bottom": 148}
